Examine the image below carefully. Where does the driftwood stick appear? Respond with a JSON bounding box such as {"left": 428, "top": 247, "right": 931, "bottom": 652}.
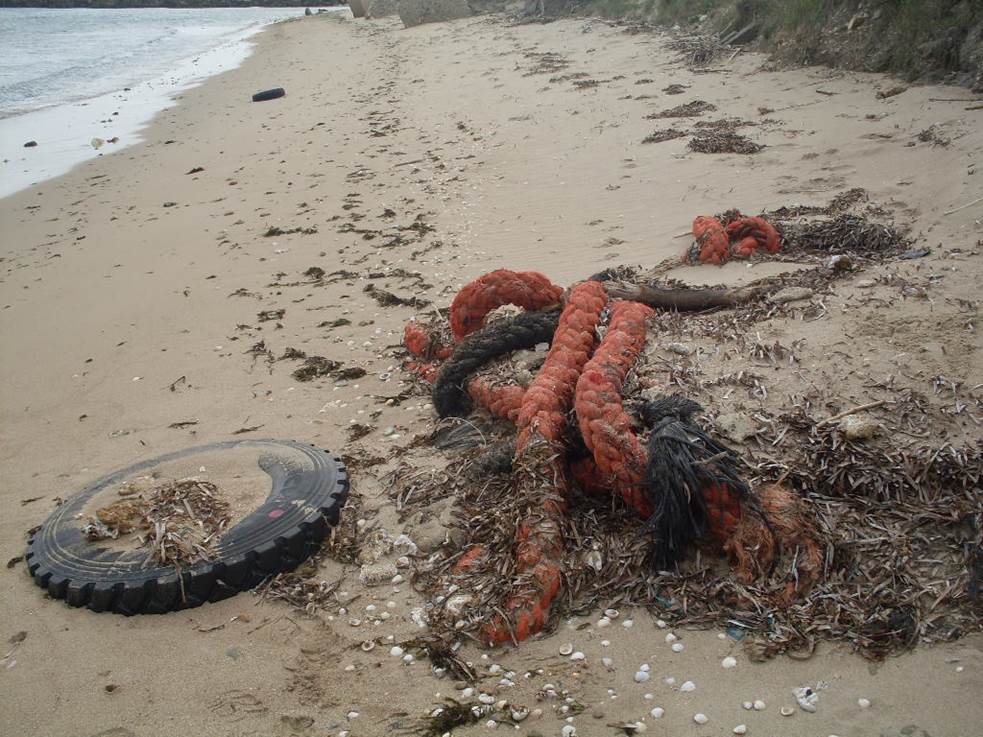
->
{"left": 604, "top": 282, "right": 764, "bottom": 311}
{"left": 943, "top": 196, "right": 983, "bottom": 216}
{"left": 816, "top": 400, "right": 888, "bottom": 427}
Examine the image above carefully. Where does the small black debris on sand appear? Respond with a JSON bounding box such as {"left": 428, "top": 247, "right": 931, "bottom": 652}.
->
{"left": 318, "top": 318, "right": 351, "bottom": 328}
{"left": 647, "top": 100, "right": 717, "bottom": 119}
{"left": 263, "top": 225, "right": 317, "bottom": 237}
{"left": 257, "top": 308, "right": 285, "bottom": 322}
{"left": 915, "top": 125, "right": 951, "bottom": 147}
{"left": 363, "top": 283, "right": 431, "bottom": 308}
{"left": 279, "top": 347, "right": 307, "bottom": 360}
{"left": 642, "top": 128, "right": 688, "bottom": 144}
{"left": 292, "top": 356, "right": 341, "bottom": 382}
{"left": 688, "top": 131, "right": 763, "bottom": 154}
{"left": 303, "top": 266, "right": 325, "bottom": 280}
{"left": 663, "top": 83, "right": 688, "bottom": 94}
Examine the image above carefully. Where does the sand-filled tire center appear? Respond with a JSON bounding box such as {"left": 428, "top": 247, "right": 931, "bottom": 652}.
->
{"left": 25, "top": 439, "right": 348, "bottom": 615}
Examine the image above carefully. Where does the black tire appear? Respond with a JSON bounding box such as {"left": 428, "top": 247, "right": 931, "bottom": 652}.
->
{"left": 26, "top": 439, "right": 348, "bottom": 615}
{"left": 251, "top": 88, "right": 285, "bottom": 102}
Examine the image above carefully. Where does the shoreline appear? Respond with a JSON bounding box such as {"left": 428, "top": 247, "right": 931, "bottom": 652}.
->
{"left": 1, "top": 11, "right": 981, "bottom": 737}
{"left": 0, "top": 7, "right": 329, "bottom": 198}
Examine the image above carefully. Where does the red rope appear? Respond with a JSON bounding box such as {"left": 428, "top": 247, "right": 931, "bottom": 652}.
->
{"left": 449, "top": 269, "right": 563, "bottom": 340}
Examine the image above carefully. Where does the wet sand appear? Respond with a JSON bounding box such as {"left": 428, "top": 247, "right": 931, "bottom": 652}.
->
{"left": 1, "top": 12, "right": 981, "bottom": 737}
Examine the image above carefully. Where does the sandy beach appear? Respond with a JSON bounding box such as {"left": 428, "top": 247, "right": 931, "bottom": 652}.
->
{"left": 1, "top": 11, "right": 981, "bottom": 737}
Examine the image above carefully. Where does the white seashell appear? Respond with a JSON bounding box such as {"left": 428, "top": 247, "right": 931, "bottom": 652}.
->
{"left": 656, "top": 619, "right": 667, "bottom": 628}
{"left": 680, "top": 681, "right": 696, "bottom": 692}
{"left": 604, "top": 608, "right": 620, "bottom": 619}
{"left": 601, "top": 640, "right": 610, "bottom": 647}
{"left": 495, "top": 700, "right": 507, "bottom": 710}
{"left": 793, "top": 686, "right": 818, "bottom": 713}
{"left": 391, "top": 574, "right": 404, "bottom": 584}
{"left": 753, "top": 700, "right": 766, "bottom": 711}
{"left": 461, "top": 687, "right": 474, "bottom": 697}
{"left": 402, "top": 653, "right": 414, "bottom": 664}
{"left": 561, "top": 727, "right": 576, "bottom": 737}
{"left": 780, "top": 706, "right": 794, "bottom": 717}
{"left": 390, "top": 646, "right": 404, "bottom": 657}
{"left": 650, "top": 707, "right": 665, "bottom": 718}
{"left": 498, "top": 678, "right": 512, "bottom": 687}
{"left": 478, "top": 693, "right": 495, "bottom": 705}
{"left": 597, "top": 617, "right": 611, "bottom": 628}
{"left": 510, "top": 707, "right": 529, "bottom": 722}
{"left": 721, "top": 656, "right": 737, "bottom": 669}
{"left": 559, "top": 643, "right": 574, "bottom": 656}
{"left": 570, "top": 651, "right": 586, "bottom": 661}
{"left": 488, "top": 664, "right": 502, "bottom": 675}
{"left": 601, "top": 657, "right": 614, "bottom": 668}
{"left": 627, "top": 722, "right": 647, "bottom": 733}
{"left": 671, "top": 643, "right": 684, "bottom": 653}
{"left": 365, "top": 604, "right": 377, "bottom": 612}
{"left": 742, "top": 701, "right": 753, "bottom": 710}
{"left": 643, "top": 693, "right": 653, "bottom": 700}
{"left": 733, "top": 725, "right": 747, "bottom": 735}
{"left": 665, "top": 677, "right": 676, "bottom": 686}
{"left": 360, "top": 641, "right": 375, "bottom": 652}
{"left": 622, "top": 619, "right": 634, "bottom": 628}
{"left": 380, "top": 612, "right": 390, "bottom": 620}
{"left": 639, "top": 664, "right": 650, "bottom": 672}
{"left": 634, "top": 671, "right": 650, "bottom": 683}
{"left": 346, "top": 710, "right": 360, "bottom": 720}
{"left": 485, "top": 719, "right": 497, "bottom": 728}
{"left": 857, "top": 698, "right": 871, "bottom": 709}
{"left": 344, "top": 664, "right": 355, "bottom": 671}
{"left": 665, "top": 633, "right": 678, "bottom": 643}
{"left": 693, "top": 713, "right": 708, "bottom": 724}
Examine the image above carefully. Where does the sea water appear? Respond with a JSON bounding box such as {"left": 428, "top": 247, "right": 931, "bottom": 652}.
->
{"left": 0, "top": 7, "right": 342, "bottom": 198}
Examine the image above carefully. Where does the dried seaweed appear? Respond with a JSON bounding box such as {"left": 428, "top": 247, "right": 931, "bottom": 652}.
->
{"left": 688, "top": 131, "right": 763, "bottom": 154}
{"left": 90, "top": 479, "right": 231, "bottom": 568}
{"left": 642, "top": 128, "right": 688, "bottom": 144}
{"left": 647, "top": 100, "right": 717, "bottom": 119}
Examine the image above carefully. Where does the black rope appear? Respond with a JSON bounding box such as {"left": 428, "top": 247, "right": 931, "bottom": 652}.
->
{"left": 433, "top": 308, "right": 560, "bottom": 418}
{"left": 638, "top": 394, "right": 750, "bottom": 567}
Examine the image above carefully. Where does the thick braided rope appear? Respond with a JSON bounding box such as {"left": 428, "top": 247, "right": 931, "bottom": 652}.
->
{"left": 481, "top": 281, "right": 608, "bottom": 644}
{"left": 574, "top": 300, "right": 654, "bottom": 517}
{"left": 449, "top": 269, "right": 563, "bottom": 340}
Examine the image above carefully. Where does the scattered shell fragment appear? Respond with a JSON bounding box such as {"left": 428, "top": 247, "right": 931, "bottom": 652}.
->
{"left": 841, "top": 414, "right": 880, "bottom": 440}
{"left": 733, "top": 725, "right": 747, "bottom": 735}
{"left": 559, "top": 643, "right": 574, "bottom": 656}
{"left": 570, "top": 651, "right": 586, "bottom": 662}
{"left": 753, "top": 700, "right": 766, "bottom": 711}
{"left": 561, "top": 726, "right": 576, "bottom": 737}
{"left": 478, "top": 693, "right": 495, "bottom": 705}
{"left": 604, "top": 608, "right": 620, "bottom": 619}
{"left": 780, "top": 706, "right": 795, "bottom": 717}
{"left": 634, "top": 671, "right": 650, "bottom": 683}
{"left": 793, "top": 686, "right": 818, "bottom": 713}
{"left": 680, "top": 681, "right": 696, "bottom": 692}
{"left": 597, "top": 616, "right": 611, "bottom": 628}
{"left": 639, "top": 664, "right": 650, "bottom": 673}
{"left": 389, "top": 646, "right": 404, "bottom": 657}
{"left": 857, "top": 698, "right": 871, "bottom": 709}
{"left": 626, "top": 722, "right": 647, "bottom": 733}
{"left": 601, "top": 657, "right": 614, "bottom": 668}
{"left": 742, "top": 701, "right": 753, "bottom": 710}
{"left": 694, "top": 713, "right": 708, "bottom": 724}
{"left": 360, "top": 641, "right": 375, "bottom": 652}
{"left": 622, "top": 619, "right": 634, "bottom": 629}
{"left": 665, "top": 633, "right": 678, "bottom": 643}
{"left": 402, "top": 653, "right": 414, "bottom": 664}
{"left": 650, "top": 707, "right": 665, "bottom": 718}
{"left": 671, "top": 643, "right": 684, "bottom": 653}
{"left": 510, "top": 706, "right": 529, "bottom": 722}
{"left": 722, "top": 656, "right": 737, "bottom": 669}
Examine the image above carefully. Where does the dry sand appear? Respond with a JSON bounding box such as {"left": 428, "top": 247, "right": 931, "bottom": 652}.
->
{"left": 1, "top": 12, "right": 981, "bottom": 737}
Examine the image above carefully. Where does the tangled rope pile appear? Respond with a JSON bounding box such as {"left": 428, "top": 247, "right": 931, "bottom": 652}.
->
{"left": 403, "top": 232, "right": 823, "bottom": 645}
{"left": 689, "top": 214, "right": 781, "bottom": 265}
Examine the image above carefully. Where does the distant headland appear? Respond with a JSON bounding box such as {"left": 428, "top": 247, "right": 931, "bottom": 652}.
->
{"left": 0, "top": 1, "right": 345, "bottom": 7}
